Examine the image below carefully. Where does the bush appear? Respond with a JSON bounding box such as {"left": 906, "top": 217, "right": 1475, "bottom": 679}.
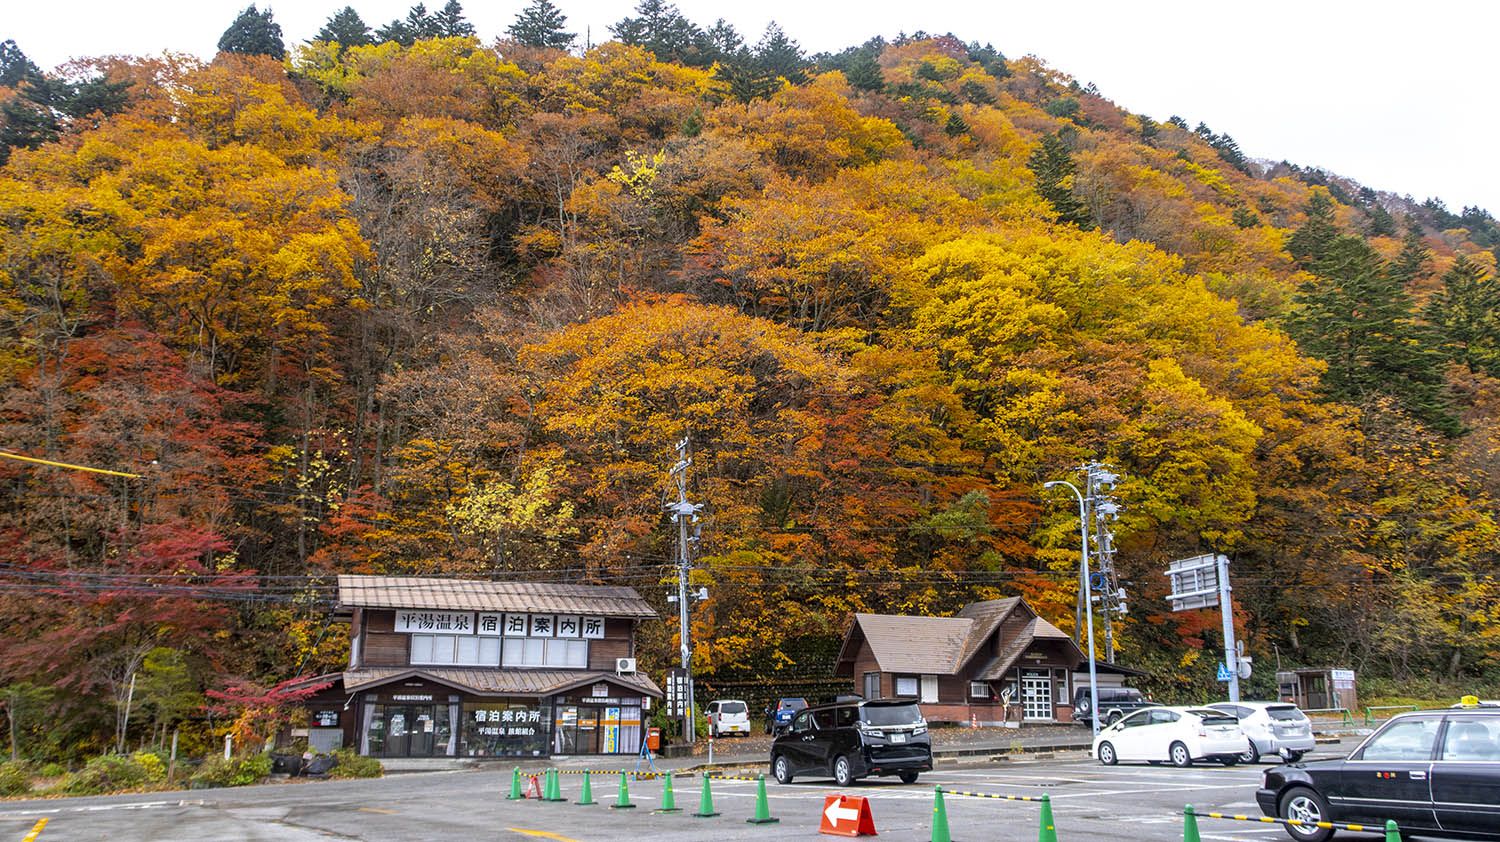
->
{"left": 38, "top": 762, "right": 65, "bottom": 778}
{"left": 0, "top": 761, "right": 32, "bottom": 796}
{"left": 327, "top": 748, "right": 381, "bottom": 779}
{"left": 189, "top": 753, "right": 272, "bottom": 788}
{"left": 58, "top": 754, "right": 152, "bottom": 795}
{"left": 131, "top": 751, "right": 167, "bottom": 783}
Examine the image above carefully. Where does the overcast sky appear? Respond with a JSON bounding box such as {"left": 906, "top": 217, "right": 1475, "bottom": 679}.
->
{"left": 9, "top": 1, "right": 1496, "bottom": 214}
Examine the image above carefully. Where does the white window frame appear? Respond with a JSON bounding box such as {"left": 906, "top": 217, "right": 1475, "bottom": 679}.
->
{"left": 894, "top": 676, "right": 919, "bottom": 697}
{"left": 970, "top": 681, "right": 990, "bottom": 699}
{"left": 410, "top": 634, "right": 500, "bottom": 667}
{"left": 920, "top": 675, "right": 939, "bottom": 704}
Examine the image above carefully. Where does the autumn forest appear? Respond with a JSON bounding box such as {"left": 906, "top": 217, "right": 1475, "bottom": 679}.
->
{"left": 1, "top": 0, "right": 1498, "bottom": 759}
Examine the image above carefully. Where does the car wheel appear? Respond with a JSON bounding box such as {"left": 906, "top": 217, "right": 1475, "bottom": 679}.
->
{"left": 1278, "top": 787, "right": 1334, "bottom": 842}
{"left": 1169, "top": 741, "right": 1193, "bottom": 767}
{"left": 772, "top": 754, "right": 793, "bottom": 785}
{"left": 898, "top": 770, "right": 919, "bottom": 784}
{"left": 1097, "top": 741, "right": 1118, "bottom": 766}
{"left": 1218, "top": 756, "right": 1238, "bottom": 766}
{"left": 1284, "top": 750, "right": 1306, "bottom": 763}
{"left": 1239, "top": 741, "right": 1260, "bottom": 764}
{"left": 832, "top": 755, "right": 855, "bottom": 787}
{"left": 1104, "top": 710, "right": 1122, "bottom": 726}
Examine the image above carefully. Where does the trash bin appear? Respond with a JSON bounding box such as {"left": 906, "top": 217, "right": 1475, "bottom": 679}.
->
{"left": 646, "top": 727, "right": 661, "bottom": 751}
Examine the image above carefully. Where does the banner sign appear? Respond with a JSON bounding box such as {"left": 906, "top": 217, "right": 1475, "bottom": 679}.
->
{"left": 396, "top": 611, "right": 605, "bottom": 638}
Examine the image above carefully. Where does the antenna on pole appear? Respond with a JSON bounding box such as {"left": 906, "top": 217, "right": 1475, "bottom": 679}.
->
{"left": 666, "top": 435, "right": 702, "bottom": 744}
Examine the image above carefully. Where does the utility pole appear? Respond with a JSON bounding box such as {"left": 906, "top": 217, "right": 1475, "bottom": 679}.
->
{"left": 1085, "top": 464, "right": 1123, "bottom": 663}
{"left": 1044, "top": 479, "right": 1100, "bottom": 736}
{"left": 666, "top": 438, "right": 702, "bottom": 744}
{"left": 1165, "top": 553, "right": 1242, "bottom": 703}
{"left": 1216, "top": 553, "right": 1241, "bottom": 703}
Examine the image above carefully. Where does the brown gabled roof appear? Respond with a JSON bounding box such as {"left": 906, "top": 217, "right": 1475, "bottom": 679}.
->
{"left": 342, "top": 667, "right": 663, "bottom": 698}
{"left": 336, "top": 575, "right": 657, "bottom": 619}
{"left": 954, "top": 598, "right": 1025, "bottom": 670}
{"left": 974, "top": 617, "right": 1085, "bottom": 680}
{"left": 848, "top": 613, "right": 974, "bottom": 673}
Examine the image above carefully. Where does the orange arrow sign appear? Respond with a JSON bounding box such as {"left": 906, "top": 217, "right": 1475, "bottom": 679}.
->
{"left": 819, "top": 794, "right": 878, "bottom": 836}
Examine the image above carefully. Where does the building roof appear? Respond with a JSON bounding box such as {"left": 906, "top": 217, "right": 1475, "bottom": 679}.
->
{"left": 343, "top": 667, "right": 663, "bottom": 698}
{"left": 838, "top": 597, "right": 1090, "bottom": 678}
{"left": 847, "top": 613, "right": 975, "bottom": 673}
{"left": 336, "top": 576, "right": 657, "bottom": 619}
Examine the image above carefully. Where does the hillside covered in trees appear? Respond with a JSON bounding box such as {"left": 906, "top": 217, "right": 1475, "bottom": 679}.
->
{"left": 1, "top": 0, "right": 1498, "bottom": 758}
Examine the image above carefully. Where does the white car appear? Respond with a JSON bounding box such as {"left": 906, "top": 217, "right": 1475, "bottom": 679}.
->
{"left": 1206, "top": 701, "right": 1315, "bottom": 763}
{"left": 1092, "top": 705, "right": 1247, "bottom": 767}
{"left": 706, "top": 699, "right": 752, "bottom": 737}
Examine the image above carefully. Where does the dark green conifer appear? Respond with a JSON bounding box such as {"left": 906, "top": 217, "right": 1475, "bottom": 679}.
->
{"left": 433, "top": 0, "right": 475, "bottom": 37}
{"left": 315, "top": 7, "right": 373, "bottom": 49}
{"left": 507, "top": 0, "right": 574, "bottom": 50}
{"left": 217, "top": 5, "right": 286, "bottom": 60}
{"left": 1286, "top": 191, "right": 1339, "bottom": 267}
{"left": 1424, "top": 255, "right": 1500, "bottom": 377}
{"left": 1027, "top": 132, "right": 1091, "bottom": 228}
{"left": 0, "top": 40, "right": 40, "bottom": 88}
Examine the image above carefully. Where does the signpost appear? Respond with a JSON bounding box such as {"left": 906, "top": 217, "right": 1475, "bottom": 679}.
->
{"left": 1166, "top": 553, "right": 1244, "bottom": 702}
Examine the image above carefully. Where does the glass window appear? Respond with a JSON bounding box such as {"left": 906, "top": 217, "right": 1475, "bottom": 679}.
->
{"left": 835, "top": 706, "right": 858, "bottom": 727}
{"left": 410, "top": 635, "right": 434, "bottom": 663}
{"left": 523, "top": 638, "right": 544, "bottom": 664}
{"left": 564, "top": 638, "right": 588, "bottom": 667}
{"left": 1117, "top": 710, "right": 1151, "bottom": 729}
{"left": 456, "top": 636, "right": 479, "bottom": 664}
{"left": 790, "top": 710, "right": 813, "bottom": 732}
{"left": 479, "top": 636, "right": 501, "bottom": 665}
{"left": 1149, "top": 709, "right": 1180, "bottom": 725}
{"left": 462, "top": 700, "right": 550, "bottom": 757}
{"left": 970, "top": 681, "right": 990, "bottom": 698}
{"left": 894, "top": 676, "right": 918, "bottom": 697}
{"left": 502, "top": 638, "right": 522, "bottom": 665}
{"left": 1361, "top": 719, "right": 1441, "bottom": 761}
{"left": 722, "top": 702, "right": 747, "bottom": 714}
{"left": 429, "top": 637, "right": 455, "bottom": 664}
{"left": 861, "top": 703, "right": 923, "bottom": 726}
{"left": 1441, "top": 719, "right": 1500, "bottom": 761}
{"left": 812, "top": 709, "right": 836, "bottom": 729}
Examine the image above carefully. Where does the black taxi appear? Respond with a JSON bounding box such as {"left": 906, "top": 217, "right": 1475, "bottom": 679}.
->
{"left": 769, "top": 699, "right": 933, "bottom": 787}
{"left": 1257, "top": 707, "right": 1500, "bottom": 840}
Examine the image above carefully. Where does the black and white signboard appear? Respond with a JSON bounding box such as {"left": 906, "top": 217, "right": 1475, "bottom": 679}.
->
{"left": 395, "top": 610, "right": 605, "bottom": 638}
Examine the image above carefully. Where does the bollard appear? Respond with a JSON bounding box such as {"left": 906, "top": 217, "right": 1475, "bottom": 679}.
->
{"left": 1385, "top": 820, "right": 1402, "bottom": 842}
{"left": 506, "top": 766, "right": 524, "bottom": 800}
{"left": 930, "top": 785, "right": 952, "bottom": 842}
{"left": 1183, "top": 804, "right": 1201, "bottom": 842}
{"left": 611, "top": 771, "right": 637, "bottom": 809}
{"left": 656, "top": 770, "right": 682, "bottom": 813}
{"left": 1037, "top": 793, "right": 1057, "bottom": 842}
{"left": 694, "top": 775, "right": 720, "bottom": 818}
{"left": 577, "top": 770, "right": 596, "bottom": 806}
{"left": 746, "top": 774, "right": 779, "bottom": 824}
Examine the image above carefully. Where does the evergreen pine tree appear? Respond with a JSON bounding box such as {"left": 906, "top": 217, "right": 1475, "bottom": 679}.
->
{"left": 315, "top": 7, "right": 373, "bottom": 49}
{"left": 1424, "top": 255, "right": 1500, "bottom": 377}
{"left": 699, "top": 19, "right": 743, "bottom": 64}
{"left": 1286, "top": 191, "right": 1339, "bottom": 267}
{"left": 0, "top": 40, "right": 40, "bottom": 88}
{"left": 1232, "top": 206, "right": 1260, "bottom": 229}
{"left": 217, "top": 5, "right": 286, "bottom": 60}
{"left": 1389, "top": 223, "right": 1431, "bottom": 285}
{"left": 845, "top": 51, "right": 884, "bottom": 92}
{"left": 1027, "top": 132, "right": 1091, "bottom": 228}
{"left": 1, "top": 73, "right": 129, "bottom": 164}
{"left": 611, "top": 0, "right": 701, "bottom": 63}
{"left": 1365, "top": 204, "right": 1397, "bottom": 237}
{"left": 432, "top": 0, "right": 475, "bottom": 37}
{"left": 1291, "top": 235, "right": 1459, "bottom": 434}
{"left": 374, "top": 19, "right": 413, "bottom": 46}
{"left": 754, "top": 22, "right": 806, "bottom": 85}
{"left": 379, "top": 4, "right": 440, "bottom": 45}
{"left": 507, "top": 0, "right": 574, "bottom": 50}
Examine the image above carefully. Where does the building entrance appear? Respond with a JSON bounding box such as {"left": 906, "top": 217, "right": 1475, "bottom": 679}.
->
{"left": 367, "top": 703, "right": 451, "bottom": 757}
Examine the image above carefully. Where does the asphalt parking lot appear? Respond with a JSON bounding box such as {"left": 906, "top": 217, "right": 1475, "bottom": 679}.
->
{"left": 0, "top": 745, "right": 1438, "bottom": 841}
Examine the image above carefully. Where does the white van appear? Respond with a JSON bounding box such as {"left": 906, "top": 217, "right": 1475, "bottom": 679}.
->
{"left": 707, "top": 699, "right": 751, "bottom": 737}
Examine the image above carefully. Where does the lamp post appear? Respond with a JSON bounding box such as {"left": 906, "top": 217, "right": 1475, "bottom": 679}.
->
{"left": 1045, "top": 479, "right": 1101, "bottom": 736}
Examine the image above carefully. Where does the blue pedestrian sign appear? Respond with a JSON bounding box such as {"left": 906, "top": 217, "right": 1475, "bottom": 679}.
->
{"left": 1216, "top": 662, "right": 1233, "bottom": 682}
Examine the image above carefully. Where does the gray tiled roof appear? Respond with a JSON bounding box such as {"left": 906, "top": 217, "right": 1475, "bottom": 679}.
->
{"left": 336, "top": 575, "right": 657, "bottom": 619}
{"left": 343, "top": 667, "right": 663, "bottom": 698}
{"left": 850, "top": 613, "right": 974, "bottom": 673}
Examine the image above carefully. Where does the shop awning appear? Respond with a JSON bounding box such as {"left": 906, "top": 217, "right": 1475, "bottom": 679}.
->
{"left": 343, "top": 667, "right": 663, "bottom": 699}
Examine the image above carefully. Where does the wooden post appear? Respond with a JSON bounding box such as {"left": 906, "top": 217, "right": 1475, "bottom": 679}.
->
{"left": 168, "top": 729, "right": 179, "bottom": 782}
{"left": 224, "top": 733, "right": 232, "bottom": 759}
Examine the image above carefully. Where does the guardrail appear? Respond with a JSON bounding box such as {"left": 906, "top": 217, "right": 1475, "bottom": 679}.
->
{"left": 1300, "top": 707, "right": 1355, "bottom": 726}
{"left": 1364, "top": 705, "right": 1419, "bottom": 725}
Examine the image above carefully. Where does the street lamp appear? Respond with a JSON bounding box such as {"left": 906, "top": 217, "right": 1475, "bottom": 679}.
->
{"left": 1044, "top": 479, "right": 1101, "bottom": 737}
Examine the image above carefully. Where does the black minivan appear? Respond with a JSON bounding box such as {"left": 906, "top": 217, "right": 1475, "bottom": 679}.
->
{"left": 769, "top": 699, "right": 933, "bottom": 786}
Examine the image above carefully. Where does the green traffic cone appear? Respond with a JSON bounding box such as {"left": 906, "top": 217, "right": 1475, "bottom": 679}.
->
{"left": 611, "top": 771, "right": 636, "bottom": 809}
{"left": 694, "top": 775, "right": 720, "bottom": 818}
{"left": 1037, "top": 793, "right": 1057, "bottom": 842}
{"left": 546, "top": 768, "right": 568, "bottom": 802}
{"left": 1183, "top": 804, "right": 1201, "bottom": 842}
{"left": 506, "top": 766, "right": 523, "bottom": 800}
{"left": 577, "top": 770, "right": 596, "bottom": 806}
{"left": 930, "top": 785, "right": 951, "bottom": 842}
{"left": 746, "top": 774, "right": 779, "bottom": 824}
{"left": 1385, "top": 820, "right": 1402, "bottom": 842}
{"left": 656, "top": 771, "right": 682, "bottom": 813}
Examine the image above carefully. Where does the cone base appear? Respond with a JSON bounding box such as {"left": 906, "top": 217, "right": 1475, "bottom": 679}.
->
{"left": 654, "top": 808, "right": 683, "bottom": 813}
{"left": 693, "top": 811, "right": 721, "bottom": 818}
{"left": 746, "top": 818, "right": 780, "bottom": 824}
{"left": 576, "top": 800, "right": 596, "bottom": 806}
{"left": 542, "top": 798, "right": 569, "bottom": 803}
{"left": 610, "top": 804, "right": 637, "bottom": 809}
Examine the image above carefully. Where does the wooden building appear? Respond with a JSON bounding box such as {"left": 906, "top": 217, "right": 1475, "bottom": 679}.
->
{"left": 304, "top": 576, "right": 662, "bottom": 758}
{"left": 834, "top": 598, "right": 1088, "bottom": 725}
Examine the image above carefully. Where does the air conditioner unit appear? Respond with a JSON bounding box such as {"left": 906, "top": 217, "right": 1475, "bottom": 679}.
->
{"left": 616, "top": 658, "right": 637, "bottom": 674}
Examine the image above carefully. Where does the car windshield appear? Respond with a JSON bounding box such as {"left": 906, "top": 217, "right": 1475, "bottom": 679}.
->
{"left": 780, "top": 699, "right": 807, "bottom": 712}
{"left": 1188, "top": 709, "right": 1238, "bottom": 725}
{"left": 720, "top": 702, "right": 746, "bottom": 714}
{"left": 1266, "top": 705, "right": 1302, "bottom": 721}
{"left": 861, "top": 703, "right": 923, "bottom": 727}
{"left": 1104, "top": 689, "right": 1144, "bottom": 701}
